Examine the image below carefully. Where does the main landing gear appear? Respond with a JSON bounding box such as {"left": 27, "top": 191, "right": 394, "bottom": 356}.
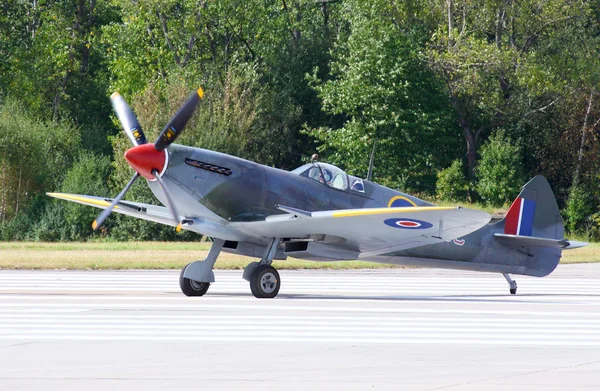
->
{"left": 243, "top": 238, "right": 281, "bottom": 299}
{"left": 179, "top": 238, "right": 225, "bottom": 297}
{"left": 178, "top": 237, "right": 282, "bottom": 299}
{"left": 503, "top": 273, "right": 517, "bottom": 295}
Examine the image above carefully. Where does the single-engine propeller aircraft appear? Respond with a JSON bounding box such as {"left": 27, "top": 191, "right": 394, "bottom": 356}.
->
{"left": 48, "top": 88, "right": 586, "bottom": 298}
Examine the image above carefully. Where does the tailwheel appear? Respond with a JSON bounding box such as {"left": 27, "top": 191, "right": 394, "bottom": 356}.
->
{"left": 250, "top": 265, "right": 281, "bottom": 299}
{"left": 503, "top": 273, "right": 517, "bottom": 295}
{"left": 180, "top": 263, "right": 210, "bottom": 297}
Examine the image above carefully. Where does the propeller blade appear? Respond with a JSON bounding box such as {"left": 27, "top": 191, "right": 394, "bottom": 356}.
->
{"left": 110, "top": 92, "right": 148, "bottom": 146}
{"left": 92, "top": 173, "right": 140, "bottom": 231}
{"left": 152, "top": 169, "right": 183, "bottom": 231}
{"left": 154, "top": 88, "right": 204, "bottom": 151}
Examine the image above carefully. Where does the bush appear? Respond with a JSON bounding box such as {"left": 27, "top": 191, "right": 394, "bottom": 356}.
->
{"left": 436, "top": 159, "right": 470, "bottom": 202}
{"left": 476, "top": 131, "right": 524, "bottom": 206}
{"left": 0, "top": 99, "right": 81, "bottom": 231}
{"left": 61, "top": 152, "right": 113, "bottom": 240}
{"left": 0, "top": 212, "right": 35, "bottom": 241}
{"left": 35, "top": 152, "right": 113, "bottom": 241}
{"left": 563, "top": 186, "right": 595, "bottom": 237}
{"left": 32, "top": 202, "right": 69, "bottom": 242}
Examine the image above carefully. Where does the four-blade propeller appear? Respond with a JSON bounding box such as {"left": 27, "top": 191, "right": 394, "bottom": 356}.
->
{"left": 92, "top": 88, "right": 204, "bottom": 231}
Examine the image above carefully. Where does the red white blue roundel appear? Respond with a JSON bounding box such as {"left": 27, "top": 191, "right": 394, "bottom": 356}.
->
{"left": 384, "top": 218, "right": 433, "bottom": 229}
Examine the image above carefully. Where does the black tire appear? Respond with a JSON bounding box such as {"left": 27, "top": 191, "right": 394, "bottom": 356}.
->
{"left": 510, "top": 288, "right": 517, "bottom": 295}
{"left": 250, "top": 265, "right": 280, "bottom": 299}
{"left": 179, "top": 263, "right": 210, "bottom": 297}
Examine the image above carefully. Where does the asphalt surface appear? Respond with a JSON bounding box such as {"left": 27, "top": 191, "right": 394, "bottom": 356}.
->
{"left": 1, "top": 264, "right": 600, "bottom": 390}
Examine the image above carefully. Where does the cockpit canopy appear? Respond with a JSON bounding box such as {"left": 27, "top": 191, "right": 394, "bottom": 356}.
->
{"left": 292, "top": 163, "right": 365, "bottom": 193}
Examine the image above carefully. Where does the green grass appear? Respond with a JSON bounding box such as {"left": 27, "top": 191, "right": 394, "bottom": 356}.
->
{"left": 0, "top": 241, "right": 596, "bottom": 270}
{"left": 560, "top": 242, "right": 600, "bottom": 264}
{"left": 0, "top": 241, "right": 399, "bottom": 270}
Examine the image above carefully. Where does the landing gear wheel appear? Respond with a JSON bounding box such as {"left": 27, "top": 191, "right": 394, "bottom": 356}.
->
{"left": 179, "top": 263, "right": 210, "bottom": 297}
{"left": 503, "top": 273, "right": 517, "bottom": 296}
{"left": 250, "top": 265, "right": 280, "bottom": 299}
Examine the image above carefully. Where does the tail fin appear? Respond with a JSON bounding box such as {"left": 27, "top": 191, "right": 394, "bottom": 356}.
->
{"left": 502, "top": 175, "right": 563, "bottom": 239}
{"left": 494, "top": 176, "right": 567, "bottom": 277}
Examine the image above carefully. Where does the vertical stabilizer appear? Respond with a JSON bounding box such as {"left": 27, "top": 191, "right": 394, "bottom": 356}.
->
{"left": 502, "top": 176, "right": 563, "bottom": 240}
{"left": 495, "top": 176, "right": 564, "bottom": 276}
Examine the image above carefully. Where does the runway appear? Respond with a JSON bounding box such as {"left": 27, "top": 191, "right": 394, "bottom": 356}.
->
{"left": 1, "top": 265, "right": 600, "bottom": 390}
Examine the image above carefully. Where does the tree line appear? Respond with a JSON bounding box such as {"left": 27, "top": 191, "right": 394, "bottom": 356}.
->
{"left": 1, "top": 0, "right": 599, "bottom": 241}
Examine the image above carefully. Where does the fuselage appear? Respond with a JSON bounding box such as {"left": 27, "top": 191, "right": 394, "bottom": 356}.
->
{"left": 145, "top": 144, "right": 560, "bottom": 278}
{"left": 153, "top": 144, "right": 432, "bottom": 223}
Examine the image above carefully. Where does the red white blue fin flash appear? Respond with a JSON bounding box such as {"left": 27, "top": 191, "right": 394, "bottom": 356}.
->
{"left": 504, "top": 197, "right": 536, "bottom": 236}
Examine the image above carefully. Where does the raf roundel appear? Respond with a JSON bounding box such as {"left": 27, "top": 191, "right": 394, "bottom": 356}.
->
{"left": 384, "top": 218, "right": 433, "bottom": 230}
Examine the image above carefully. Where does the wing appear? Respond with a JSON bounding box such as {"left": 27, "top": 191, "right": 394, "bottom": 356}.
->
{"left": 236, "top": 206, "right": 491, "bottom": 257}
{"left": 47, "top": 193, "right": 178, "bottom": 227}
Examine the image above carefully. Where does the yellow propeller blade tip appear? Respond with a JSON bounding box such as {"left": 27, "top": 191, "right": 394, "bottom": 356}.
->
{"left": 176, "top": 223, "right": 183, "bottom": 232}
{"left": 110, "top": 91, "right": 120, "bottom": 98}
{"left": 92, "top": 220, "right": 98, "bottom": 230}
{"left": 197, "top": 87, "right": 204, "bottom": 99}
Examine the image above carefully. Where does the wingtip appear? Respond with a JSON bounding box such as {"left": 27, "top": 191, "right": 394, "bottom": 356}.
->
{"left": 92, "top": 220, "right": 98, "bottom": 230}
{"left": 176, "top": 223, "right": 183, "bottom": 232}
{"left": 197, "top": 87, "right": 204, "bottom": 99}
{"left": 110, "top": 91, "right": 120, "bottom": 99}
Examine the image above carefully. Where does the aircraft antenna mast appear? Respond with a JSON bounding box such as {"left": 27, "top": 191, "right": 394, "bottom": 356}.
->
{"left": 366, "top": 140, "right": 376, "bottom": 181}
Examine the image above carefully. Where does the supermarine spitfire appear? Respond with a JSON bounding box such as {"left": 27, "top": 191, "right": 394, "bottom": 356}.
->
{"left": 48, "top": 88, "right": 586, "bottom": 298}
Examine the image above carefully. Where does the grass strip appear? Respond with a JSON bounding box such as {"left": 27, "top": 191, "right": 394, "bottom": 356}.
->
{"left": 0, "top": 241, "right": 596, "bottom": 270}
{"left": 0, "top": 242, "right": 398, "bottom": 270}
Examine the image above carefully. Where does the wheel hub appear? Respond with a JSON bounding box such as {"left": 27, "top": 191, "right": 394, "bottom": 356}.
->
{"left": 260, "top": 272, "right": 278, "bottom": 294}
{"left": 190, "top": 279, "right": 207, "bottom": 291}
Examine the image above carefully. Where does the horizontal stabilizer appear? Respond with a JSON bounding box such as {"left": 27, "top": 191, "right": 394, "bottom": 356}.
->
{"left": 562, "top": 240, "right": 589, "bottom": 250}
{"left": 494, "top": 233, "right": 588, "bottom": 249}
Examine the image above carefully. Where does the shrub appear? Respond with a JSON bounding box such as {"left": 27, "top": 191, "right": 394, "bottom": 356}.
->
{"left": 32, "top": 202, "right": 69, "bottom": 242}
{"left": 563, "top": 186, "right": 595, "bottom": 237}
{"left": 0, "top": 99, "right": 81, "bottom": 233}
{"left": 436, "top": 159, "right": 470, "bottom": 202}
{"left": 35, "top": 152, "right": 112, "bottom": 241}
{"left": 476, "top": 131, "right": 524, "bottom": 206}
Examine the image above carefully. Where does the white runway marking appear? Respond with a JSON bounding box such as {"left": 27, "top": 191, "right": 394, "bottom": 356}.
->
{"left": 1, "top": 265, "right": 600, "bottom": 390}
{"left": 1, "top": 267, "right": 600, "bottom": 346}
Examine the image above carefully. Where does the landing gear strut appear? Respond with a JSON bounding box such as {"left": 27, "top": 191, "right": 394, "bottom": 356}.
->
{"left": 503, "top": 273, "right": 517, "bottom": 295}
{"left": 179, "top": 239, "right": 225, "bottom": 297}
{"left": 243, "top": 238, "right": 281, "bottom": 298}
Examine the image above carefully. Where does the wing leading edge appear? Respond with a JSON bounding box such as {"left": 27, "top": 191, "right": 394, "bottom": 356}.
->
{"left": 47, "top": 192, "right": 248, "bottom": 241}
{"left": 47, "top": 192, "right": 178, "bottom": 227}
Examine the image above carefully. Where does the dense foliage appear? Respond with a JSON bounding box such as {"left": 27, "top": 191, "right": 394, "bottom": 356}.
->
{"left": 1, "top": 0, "right": 600, "bottom": 240}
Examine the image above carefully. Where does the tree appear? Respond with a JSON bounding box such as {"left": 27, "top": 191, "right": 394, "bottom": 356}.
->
{"left": 0, "top": 99, "right": 81, "bottom": 234}
{"left": 427, "top": 0, "right": 590, "bottom": 180}
{"left": 309, "top": 0, "right": 460, "bottom": 193}
{"left": 5, "top": 0, "right": 118, "bottom": 154}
